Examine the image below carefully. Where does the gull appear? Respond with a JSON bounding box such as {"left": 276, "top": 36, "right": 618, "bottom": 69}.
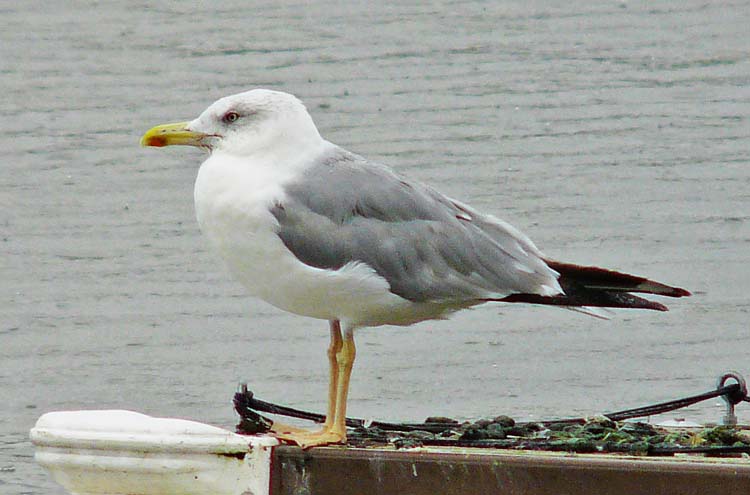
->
{"left": 141, "top": 89, "right": 690, "bottom": 447}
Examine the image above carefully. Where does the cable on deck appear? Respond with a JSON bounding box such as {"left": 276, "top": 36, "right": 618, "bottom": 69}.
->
{"left": 233, "top": 371, "right": 750, "bottom": 456}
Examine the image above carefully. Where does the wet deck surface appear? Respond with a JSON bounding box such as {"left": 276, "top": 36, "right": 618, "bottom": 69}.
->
{"left": 272, "top": 445, "right": 750, "bottom": 495}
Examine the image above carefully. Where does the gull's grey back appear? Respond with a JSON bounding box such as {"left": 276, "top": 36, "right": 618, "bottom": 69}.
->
{"left": 271, "top": 147, "right": 559, "bottom": 302}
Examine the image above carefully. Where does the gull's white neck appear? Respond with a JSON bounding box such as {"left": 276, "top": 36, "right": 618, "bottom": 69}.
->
{"left": 192, "top": 126, "right": 332, "bottom": 292}
{"left": 194, "top": 133, "right": 329, "bottom": 224}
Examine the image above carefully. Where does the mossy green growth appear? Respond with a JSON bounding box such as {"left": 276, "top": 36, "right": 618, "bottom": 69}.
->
{"left": 350, "top": 415, "right": 750, "bottom": 455}
{"left": 696, "top": 425, "right": 750, "bottom": 446}
{"left": 539, "top": 419, "right": 750, "bottom": 454}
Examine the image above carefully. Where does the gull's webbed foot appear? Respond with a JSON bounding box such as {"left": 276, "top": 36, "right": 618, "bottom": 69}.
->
{"left": 268, "top": 420, "right": 312, "bottom": 436}
{"left": 273, "top": 427, "right": 346, "bottom": 449}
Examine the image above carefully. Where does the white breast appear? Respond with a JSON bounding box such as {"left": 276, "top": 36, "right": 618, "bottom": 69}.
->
{"left": 193, "top": 150, "right": 444, "bottom": 329}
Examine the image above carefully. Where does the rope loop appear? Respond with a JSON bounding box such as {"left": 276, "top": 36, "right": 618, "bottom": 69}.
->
{"left": 716, "top": 371, "right": 748, "bottom": 425}
{"left": 717, "top": 371, "right": 748, "bottom": 405}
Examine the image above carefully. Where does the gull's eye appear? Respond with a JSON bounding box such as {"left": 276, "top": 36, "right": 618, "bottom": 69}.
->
{"left": 222, "top": 111, "right": 240, "bottom": 124}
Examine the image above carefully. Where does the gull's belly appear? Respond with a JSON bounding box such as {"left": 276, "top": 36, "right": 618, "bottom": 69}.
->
{"left": 198, "top": 208, "right": 426, "bottom": 326}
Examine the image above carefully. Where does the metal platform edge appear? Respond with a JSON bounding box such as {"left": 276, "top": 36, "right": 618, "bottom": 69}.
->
{"left": 271, "top": 444, "right": 750, "bottom": 495}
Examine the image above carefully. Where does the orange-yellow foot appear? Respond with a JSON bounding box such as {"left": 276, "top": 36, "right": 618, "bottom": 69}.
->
{"left": 268, "top": 420, "right": 311, "bottom": 436}
{"left": 273, "top": 428, "right": 346, "bottom": 449}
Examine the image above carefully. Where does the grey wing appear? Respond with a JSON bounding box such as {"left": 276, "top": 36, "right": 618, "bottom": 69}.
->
{"left": 271, "top": 146, "right": 562, "bottom": 303}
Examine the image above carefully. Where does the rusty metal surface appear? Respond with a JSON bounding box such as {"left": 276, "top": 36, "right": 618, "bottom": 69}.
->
{"left": 271, "top": 445, "right": 750, "bottom": 495}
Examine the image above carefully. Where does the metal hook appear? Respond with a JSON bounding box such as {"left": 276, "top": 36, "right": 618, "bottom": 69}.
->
{"left": 716, "top": 371, "right": 747, "bottom": 426}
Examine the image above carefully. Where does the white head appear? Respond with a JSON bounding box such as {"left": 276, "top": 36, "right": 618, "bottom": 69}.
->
{"left": 141, "top": 89, "right": 323, "bottom": 157}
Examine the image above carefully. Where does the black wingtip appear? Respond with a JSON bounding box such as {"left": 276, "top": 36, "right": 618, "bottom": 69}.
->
{"left": 545, "top": 260, "right": 691, "bottom": 298}
{"left": 671, "top": 287, "right": 691, "bottom": 298}
{"left": 495, "top": 291, "right": 672, "bottom": 311}
{"left": 649, "top": 300, "right": 669, "bottom": 312}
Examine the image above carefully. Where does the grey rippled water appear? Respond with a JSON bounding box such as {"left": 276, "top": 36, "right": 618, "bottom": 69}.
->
{"left": 2, "top": 2, "right": 749, "bottom": 493}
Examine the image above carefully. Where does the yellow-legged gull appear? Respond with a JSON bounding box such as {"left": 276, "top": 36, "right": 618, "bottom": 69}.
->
{"left": 141, "top": 89, "right": 690, "bottom": 447}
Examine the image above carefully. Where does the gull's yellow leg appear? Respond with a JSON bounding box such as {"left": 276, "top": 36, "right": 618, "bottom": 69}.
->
{"left": 269, "top": 322, "right": 339, "bottom": 436}
{"left": 324, "top": 320, "right": 343, "bottom": 429}
{"left": 330, "top": 328, "right": 356, "bottom": 439}
{"left": 274, "top": 320, "right": 354, "bottom": 448}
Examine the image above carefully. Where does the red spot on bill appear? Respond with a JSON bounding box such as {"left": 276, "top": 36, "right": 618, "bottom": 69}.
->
{"left": 144, "top": 136, "right": 167, "bottom": 147}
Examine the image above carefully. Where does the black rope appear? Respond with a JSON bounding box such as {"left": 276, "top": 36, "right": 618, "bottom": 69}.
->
{"left": 234, "top": 373, "right": 749, "bottom": 434}
{"left": 235, "top": 385, "right": 325, "bottom": 424}
{"left": 234, "top": 373, "right": 750, "bottom": 456}
{"left": 234, "top": 385, "right": 459, "bottom": 433}
{"left": 604, "top": 383, "right": 743, "bottom": 422}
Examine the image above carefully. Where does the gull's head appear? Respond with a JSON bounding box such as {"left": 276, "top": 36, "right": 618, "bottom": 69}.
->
{"left": 141, "top": 89, "right": 322, "bottom": 156}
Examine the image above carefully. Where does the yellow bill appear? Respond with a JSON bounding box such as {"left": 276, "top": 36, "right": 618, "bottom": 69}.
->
{"left": 140, "top": 122, "right": 207, "bottom": 148}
